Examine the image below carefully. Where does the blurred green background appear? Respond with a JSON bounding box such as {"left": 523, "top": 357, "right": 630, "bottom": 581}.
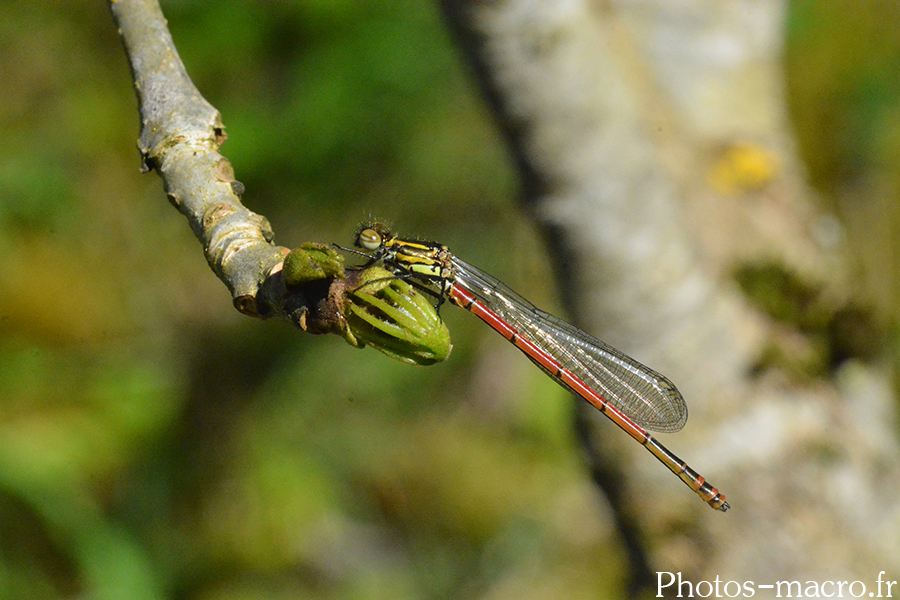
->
{"left": 0, "top": 1, "right": 898, "bottom": 599}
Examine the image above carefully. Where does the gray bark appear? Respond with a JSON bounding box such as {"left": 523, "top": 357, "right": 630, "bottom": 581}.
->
{"left": 442, "top": 0, "right": 900, "bottom": 592}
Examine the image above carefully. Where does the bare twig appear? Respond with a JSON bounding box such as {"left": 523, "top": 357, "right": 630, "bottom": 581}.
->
{"left": 107, "top": 0, "right": 346, "bottom": 333}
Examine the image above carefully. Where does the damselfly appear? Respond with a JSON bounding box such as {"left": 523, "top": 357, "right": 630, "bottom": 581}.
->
{"left": 351, "top": 223, "right": 729, "bottom": 512}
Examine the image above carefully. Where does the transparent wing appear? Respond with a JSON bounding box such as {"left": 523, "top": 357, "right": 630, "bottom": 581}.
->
{"left": 450, "top": 256, "right": 687, "bottom": 433}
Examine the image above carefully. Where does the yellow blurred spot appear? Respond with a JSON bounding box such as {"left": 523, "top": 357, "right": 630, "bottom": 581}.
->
{"left": 707, "top": 143, "right": 778, "bottom": 195}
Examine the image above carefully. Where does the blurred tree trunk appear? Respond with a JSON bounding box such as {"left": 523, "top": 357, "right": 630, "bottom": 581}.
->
{"left": 442, "top": 0, "right": 900, "bottom": 595}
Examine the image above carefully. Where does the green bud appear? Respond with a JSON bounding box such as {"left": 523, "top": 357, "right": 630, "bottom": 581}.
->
{"left": 283, "top": 243, "right": 345, "bottom": 286}
{"left": 344, "top": 266, "right": 451, "bottom": 365}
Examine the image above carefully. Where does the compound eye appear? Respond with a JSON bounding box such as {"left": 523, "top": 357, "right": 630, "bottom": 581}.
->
{"left": 357, "top": 228, "right": 382, "bottom": 250}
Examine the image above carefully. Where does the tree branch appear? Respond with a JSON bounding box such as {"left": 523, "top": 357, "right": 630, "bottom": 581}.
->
{"left": 108, "top": 0, "right": 450, "bottom": 367}
{"left": 107, "top": 0, "right": 346, "bottom": 333}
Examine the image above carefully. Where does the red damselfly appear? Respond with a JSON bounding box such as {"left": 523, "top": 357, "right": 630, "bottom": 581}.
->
{"left": 351, "top": 223, "right": 729, "bottom": 512}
